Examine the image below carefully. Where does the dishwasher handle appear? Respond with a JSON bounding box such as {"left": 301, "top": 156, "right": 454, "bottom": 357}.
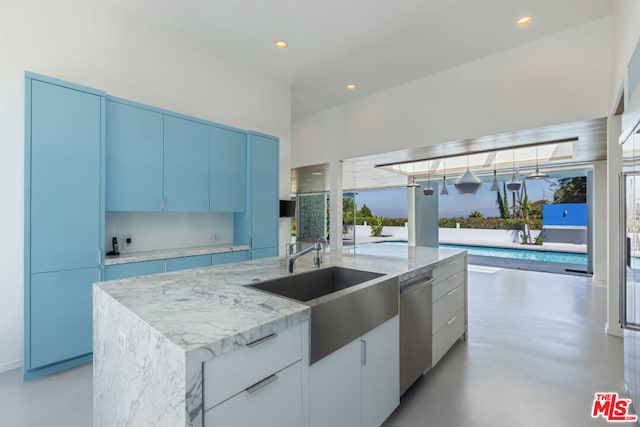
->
{"left": 400, "top": 277, "right": 435, "bottom": 295}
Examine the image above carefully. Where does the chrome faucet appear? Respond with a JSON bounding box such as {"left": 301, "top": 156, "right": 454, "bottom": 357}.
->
{"left": 286, "top": 238, "right": 326, "bottom": 273}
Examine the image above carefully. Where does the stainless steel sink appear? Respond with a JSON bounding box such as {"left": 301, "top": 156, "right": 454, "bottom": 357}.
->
{"left": 248, "top": 266, "right": 384, "bottom": 302}
{"left": 247, "top": 266, "right": 398, "bottom": 364}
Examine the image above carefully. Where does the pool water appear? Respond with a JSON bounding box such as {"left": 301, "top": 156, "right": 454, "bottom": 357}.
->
{"left": 371, "top": 240, "right": 588, "bottom": 265}
{"left": 438, "top": 244, "right": 586, "bottom": 265}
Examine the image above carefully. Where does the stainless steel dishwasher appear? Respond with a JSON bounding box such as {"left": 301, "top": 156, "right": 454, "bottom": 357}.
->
{"left": 399, "top": 272, "right": 434, "bottom": 396}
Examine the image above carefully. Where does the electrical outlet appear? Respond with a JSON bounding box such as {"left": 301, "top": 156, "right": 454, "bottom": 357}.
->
{"left": 117, "top": 329, "right": 128, "bottom": 354}
{"left": 212, "top": 232, "right": 220, "bottom": 242}
{"left": 124, "top": 236, "right": 132, "bottom": 248}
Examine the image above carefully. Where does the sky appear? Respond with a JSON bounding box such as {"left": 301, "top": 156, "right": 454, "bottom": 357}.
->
{"left": 353, "top": 178, "right": 558, "bottom": 218}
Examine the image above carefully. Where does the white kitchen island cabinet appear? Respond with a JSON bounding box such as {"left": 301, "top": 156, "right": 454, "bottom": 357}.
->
{"left": 309, "top": 315, "right": 399, "bottom": 427}
{"left": 94, "top": 246, "right": 466, "bottom": 427}
{"left": 204, "top": 323, "right": 306, "bottom": 427}
{"left": 431, "top": 253, "right": 468, "bottom": 366}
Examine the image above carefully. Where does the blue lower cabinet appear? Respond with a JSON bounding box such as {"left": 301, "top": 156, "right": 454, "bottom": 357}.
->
{"left": 252, "top": 247, "right": 278, "bottom": 260}
{"left": 29, "top": 268, "right": 98, "bottom": 370}
{"left": 213, "top": 250, "right": 250, "bottom": 265}
{"left": 105, "top": 260, "right": 165, "bottom": 281}
{"left": 166, "top": 255, "right": 212, "bottom": 272}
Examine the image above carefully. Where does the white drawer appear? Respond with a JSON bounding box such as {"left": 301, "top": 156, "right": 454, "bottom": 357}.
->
{"left": 432, "top": 269, "right": 465, "bottom": 302}
{"left": 203, "top": 323, "right": 302, "bottom": 411}
{"left": 432, "top": 309, "right": 465, "bottom": 366}
{"left": 432, "top": 284, "right": 465, "bottom": 334}
{"left": 432, "top": 255, "right": 465, "bottom": 282}
{"left": 204, "top": 361, "right": 303, "bottom": 427}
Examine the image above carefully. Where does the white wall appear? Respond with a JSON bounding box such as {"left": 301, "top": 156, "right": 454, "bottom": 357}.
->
{"left": 292, "top": 17, "right": 613, "bottom": 167}
{"left": 106, "top": 212, "right": 234, "bottom": 253}
{"left": 0, "top": 0, "right": 291, "bottom": 372}
{"left": 606, "top": 0, "right": 640, "bottom": 337}
{"left": 613, "top": 0, "right": 640, "bottom": 117}
{"left": 592, "top": 161, "right": 607, "bottom": 282}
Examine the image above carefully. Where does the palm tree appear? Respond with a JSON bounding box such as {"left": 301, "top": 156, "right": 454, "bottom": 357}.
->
{"left": 519, "top": 194, "right": 533, "bottom": 244}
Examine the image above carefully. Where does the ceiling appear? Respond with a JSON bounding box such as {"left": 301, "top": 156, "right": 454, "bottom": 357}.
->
{"left": 107, "top": 0, "right": 613, "bottom": 119}
{"left": 292, "top": 117, "right": 607, "bottom": 194}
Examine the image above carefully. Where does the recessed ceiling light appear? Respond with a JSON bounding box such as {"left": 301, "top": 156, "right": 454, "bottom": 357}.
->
{"left": 274, "top": 40, "right": 288, "bottom": 49}
{"left": 517, "top": 16, "right": 532, "bottom": 26}
{"left": 311, "top": 172, "right": 323, "bottom": 176}
{"left": 346, "top": 84, "right": 356, "bottom": 91}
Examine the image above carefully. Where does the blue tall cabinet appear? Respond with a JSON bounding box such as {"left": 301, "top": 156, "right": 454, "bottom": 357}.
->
{"left": 24, "top": 73, "right": 105, "bottom": 379}
{"left": 235, "top": 132, "right": 279, "bottom": 259}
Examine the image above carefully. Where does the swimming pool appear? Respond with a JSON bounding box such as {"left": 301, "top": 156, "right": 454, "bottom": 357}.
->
{"left": 370, "top": 240, "right": 588, "bottom": 265}
{"left": 439, "top": 244, "right": 586, "bottom": 265}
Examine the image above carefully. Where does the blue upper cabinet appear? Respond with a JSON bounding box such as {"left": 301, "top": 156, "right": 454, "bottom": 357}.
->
{"left": 210, "top": 126, "right": 246, "bottom": 212}
{"left": 106, "top": 100, "right": 163, "bottom": 211}
{"left": 248, "top": 133, "right": 279, "bottom": 254}
{"left": 163, "top": 116, "right": 210, "bottom": 212}
{"left": 30, "top": 79, "right": 102, "bottom": 273}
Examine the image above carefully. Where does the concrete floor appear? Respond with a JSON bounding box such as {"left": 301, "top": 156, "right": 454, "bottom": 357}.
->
{"left": 385, "top": 266, "right": 624, "bottom": 427}
{"left": 0, "top": 267, "right": 625, "bottom": 427}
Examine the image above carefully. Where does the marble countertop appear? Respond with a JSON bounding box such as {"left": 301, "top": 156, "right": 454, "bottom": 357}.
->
{"left": 104, "top": 244, "right": 250, "bottom": 265}
{"left": 95, "top": 245, "right": 465, "bottom": 361}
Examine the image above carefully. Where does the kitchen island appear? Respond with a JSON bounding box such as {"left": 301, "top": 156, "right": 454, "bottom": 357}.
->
{"left": 93, "top": 245, "right": 467, "bottom": 426}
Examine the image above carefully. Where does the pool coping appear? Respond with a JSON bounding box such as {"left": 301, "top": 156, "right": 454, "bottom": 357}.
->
{"left": 467, "top": 254, "right": 591, "bottom": 277}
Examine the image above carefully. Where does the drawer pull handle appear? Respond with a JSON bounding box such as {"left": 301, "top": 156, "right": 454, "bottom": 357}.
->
{"left": 447, "top": 259, "right": 458, "bottom": 265}
{"left": 447, "top": 288, "right": 458, "bottom": 296}
{"left": 447, "top": 315, "right": 458, "bottom": 325}
{"left": 245, "top": 374, "right": 278, "bottom": 394}
{"left": 246, "top": 333, "right": 278, "bottom": 348}
{"left": 446, "top": 273, "right": 458, "bottom": 281}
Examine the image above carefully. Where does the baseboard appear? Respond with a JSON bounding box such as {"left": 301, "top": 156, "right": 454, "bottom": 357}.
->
{"left": 606, "top": 324, "right": 624, "bottom": 338}
{"left": 0, "top": 359, "right": 22, "bottom": 374}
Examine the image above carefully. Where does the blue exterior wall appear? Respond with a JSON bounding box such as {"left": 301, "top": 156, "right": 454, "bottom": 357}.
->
{"left": 543, "top": 203, "right": 587, "bottom": 227}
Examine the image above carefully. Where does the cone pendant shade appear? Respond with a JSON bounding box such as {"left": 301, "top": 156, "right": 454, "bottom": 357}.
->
{"left": 454, "top": 169, "right": 482, "bottom": 195}
{"left": 490, "top": 170, "right": 500, "bottom": 192}
{"left": 440, "top": 177, "right": 449, "bottom": 195}
{"left": 423, "top": 185, "right": 435, "bottom": 196}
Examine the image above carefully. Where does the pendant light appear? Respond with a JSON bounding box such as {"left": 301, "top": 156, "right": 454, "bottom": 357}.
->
{"left": 506, "top": 149, "right": 522, "bottom": 192}
{"left": 490, "top": 153, "right": 500, "bottom": 192}
{"left": 440, "top": 158, "right": 449, "bottom": 196}
{"left": 406, "top": 162, "right": 420, "bottom": 188}
{"left": 423, "top": 160, "right": 435, "bottom": 196}
{"left": 454, "top": 156, "right": 482, "bottom": 195}
{"left": 527, "top": 146, "right": 549, "bottom": 179}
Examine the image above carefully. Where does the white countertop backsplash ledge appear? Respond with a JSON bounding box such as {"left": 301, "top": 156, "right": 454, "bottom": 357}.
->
{"left": 104, "top": 244, "right": 250, "bottom": 265}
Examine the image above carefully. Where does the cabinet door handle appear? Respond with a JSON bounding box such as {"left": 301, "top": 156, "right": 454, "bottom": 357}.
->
{"left": 98, "top": 249, "right": 101, "bottom": 264}
{"left": 162, "top": 195, "right": 166, "bottom": 210}
{"left": 361, "top": 340, "right": 367, "bottom": 366}
{"left": 447, "top": 315, "right": 458, "bottom": 325}
{"left": 245, "top": 374, "right": 278, "bottom": 394}
{"left": 446, "top": 273, "right": 458, "bottom": 281}
{"left": 447, "top": 287, "right": 458, "bottom": 297}
{"left": 246, "top": 332, "right": 278, "bottom": 348}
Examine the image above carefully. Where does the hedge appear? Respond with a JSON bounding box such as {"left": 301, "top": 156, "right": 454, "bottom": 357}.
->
{"left": 348, "top": 216, "right": 542, "bottom": 230}
{"left": 438, "top": 217, "right": 542, "bottom": 230}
